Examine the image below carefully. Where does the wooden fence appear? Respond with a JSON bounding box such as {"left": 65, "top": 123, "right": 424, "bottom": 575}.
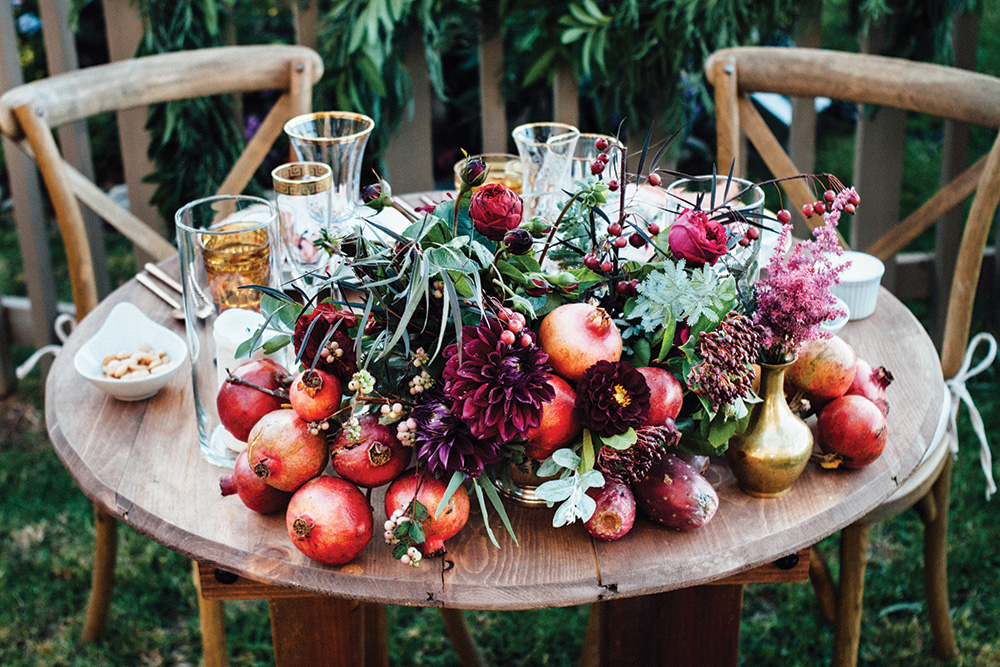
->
{"left": 0, "top": 0, "right": 995, "bottom": 395}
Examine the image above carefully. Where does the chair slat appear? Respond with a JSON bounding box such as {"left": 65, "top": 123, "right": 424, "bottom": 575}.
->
{"left": 864, "top": 156, "right": 985, "bottom": 261}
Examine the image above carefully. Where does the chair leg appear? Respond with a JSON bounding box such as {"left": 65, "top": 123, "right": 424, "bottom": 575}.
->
{"left": 832, "top": 522, "right": 870, "bottom": 667}
{"left": 920, "top": 456, "right": 958, "bottom": 659}
{"left": 439, "top": 609, "right": 487, "bottom": 667}
{"left": 81, "top": 505, "right": 117, "bottom": 643}
{"left": 809, "top": 545, "right": 838, "bottom": 625}
{"left": 192, "top": 561, "right": 229, "bottom": 667}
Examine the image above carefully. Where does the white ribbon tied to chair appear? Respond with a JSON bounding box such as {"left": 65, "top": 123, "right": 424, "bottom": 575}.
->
{"left": 945, "top": 331, "right": 998, "bottom": 500}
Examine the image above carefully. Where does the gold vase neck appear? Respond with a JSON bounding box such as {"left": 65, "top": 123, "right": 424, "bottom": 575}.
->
{"left": 759, "top": 359, "right": 793, "bottom": 398}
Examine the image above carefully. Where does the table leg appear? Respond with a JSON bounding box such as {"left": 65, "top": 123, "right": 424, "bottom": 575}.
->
{"left": 584, "top": 585, "right": 744, "bottom": 667}
{"left": 268, "top": 596, "right": 388, "bottom": 667}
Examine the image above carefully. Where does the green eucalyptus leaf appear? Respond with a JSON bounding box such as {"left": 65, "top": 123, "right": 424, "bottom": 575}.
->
{"left": 603, "top": 428, "right": 637, "bottom": 451}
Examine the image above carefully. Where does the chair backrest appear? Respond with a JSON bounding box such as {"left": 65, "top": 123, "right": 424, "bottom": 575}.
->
{"left": 705, "top": 46, "right": 1000, "bottom": 380}
{"left": 0, "top": 45, "right": 324, "bottom": 320}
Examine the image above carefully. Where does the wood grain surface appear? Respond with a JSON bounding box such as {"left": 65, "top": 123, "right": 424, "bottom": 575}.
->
{"left": 45, "top": 258, "right": 944, "bottom": 611}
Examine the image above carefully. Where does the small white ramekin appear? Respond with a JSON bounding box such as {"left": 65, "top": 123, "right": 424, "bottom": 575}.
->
{"left": 830, "top": 251, "right": 885, "bottom": 320}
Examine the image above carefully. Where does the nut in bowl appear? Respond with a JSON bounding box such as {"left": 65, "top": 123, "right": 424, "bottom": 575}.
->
{"left": 74, "top": 301, "right": 187, "bottom": 401}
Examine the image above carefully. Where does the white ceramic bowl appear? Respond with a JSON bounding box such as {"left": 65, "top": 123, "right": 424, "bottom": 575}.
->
{"left": 74, "top": 301, "right": 188, "bottom": 401}
{"left": 830, "top": 251, "right": 885, "bottom": 320}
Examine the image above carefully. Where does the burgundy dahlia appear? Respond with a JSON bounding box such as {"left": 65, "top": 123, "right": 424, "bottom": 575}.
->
{"left": 293, "top": 302, "right": 359, "bottom": 383}
{"left": 411, "top": 390, "right": 502, "bottom": 477}
{"left": 442, "top": 318, "right": 555, "bottom": 443}
{"left": 574, "top": 360, "right": 651, "bottom": 436}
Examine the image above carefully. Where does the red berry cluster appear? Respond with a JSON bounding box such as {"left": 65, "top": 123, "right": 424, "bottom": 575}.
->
{"left": 497, "top": 307, "right": 533, "bottom": 348}
{"left": 736, "top": 224, "right": 760, "bottom": 248}
{"left": 590, "top": 136, "right": 614, "bottom": 176}
{"left": 801, "top": 189, "right": 860, "bottom": 219}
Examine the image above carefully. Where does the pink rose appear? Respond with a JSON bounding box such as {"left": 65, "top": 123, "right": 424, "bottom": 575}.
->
{"left": 667, "top": 209, "right": 729, "bottom": 266}
{"left": 469, "top": 183, "right": 523, "bottom": 241}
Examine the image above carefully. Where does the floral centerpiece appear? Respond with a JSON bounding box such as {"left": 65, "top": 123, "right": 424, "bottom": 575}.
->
{"left": 235, "top": 135, "right": 860, "bottom": 563}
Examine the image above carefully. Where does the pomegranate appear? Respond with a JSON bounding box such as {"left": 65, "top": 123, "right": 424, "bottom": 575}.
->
{"left": 247, "top": 409, "right": 329, "bottom": 492}
{"left": 583, "top": 481, "right": 636, "bottom": 541}
{"left": 538, "top": 303, "right": 623, "bottom": 381}
{"left": 816, "top": 395, "right": 887, "bottom": 469}
{"left": 289, "top": 368, "right": 343, "bottom": 423}
{"left": 636, "top": 367, "right": 684, "bottom": 425}
{"left": 632, "top": 453, "right": 718, "bottom": 530}
{"left": 331, "top": 414, "right": 411, "bottom": 487}
{"left": 384, "top": 470, "right": 470, "bottom": 555}
{"left": 788, "top": 336, "right": 857, "bottom": 400}
{"left": 846, "top": 357, "right": 893, "bottom": 416}
{"left": 286, "top": 475, "right": 373, "bottom": 565}
{"left": 220, "top": 449, "right": 293, "bottom": 514}
{"left": 524, "top": 375, "right": 582, "bottom": 460}
{"left": 217, "top": 358, "right": 289, "bottom": 442}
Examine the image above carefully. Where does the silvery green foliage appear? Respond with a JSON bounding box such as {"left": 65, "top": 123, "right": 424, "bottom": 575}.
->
{"left": 535, "top": 449, "right": 604, "bottom": 527}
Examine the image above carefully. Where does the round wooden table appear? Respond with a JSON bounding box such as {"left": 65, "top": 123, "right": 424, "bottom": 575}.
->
{"left": 45, "top": 262, "right": 945, "bottom": 666}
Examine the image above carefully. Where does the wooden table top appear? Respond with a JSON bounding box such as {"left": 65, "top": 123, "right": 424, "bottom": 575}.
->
{"left": 45, "top": 262, "right": 945, "bottom": 611}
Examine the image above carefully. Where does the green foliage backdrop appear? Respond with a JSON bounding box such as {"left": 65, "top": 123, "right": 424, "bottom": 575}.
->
{"left": 56, "top": 0, "right": 966, "bottom": 221}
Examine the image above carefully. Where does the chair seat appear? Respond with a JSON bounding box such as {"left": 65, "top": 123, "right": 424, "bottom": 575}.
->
{"left": 861, "top": 384, "right": 952, "bottom": 524}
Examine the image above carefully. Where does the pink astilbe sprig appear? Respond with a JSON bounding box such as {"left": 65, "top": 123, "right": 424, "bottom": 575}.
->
{"left": 753, "top": 186, "right": 856, "bottom": 363}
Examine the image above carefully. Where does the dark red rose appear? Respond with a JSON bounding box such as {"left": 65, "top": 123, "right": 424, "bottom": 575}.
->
{"left": 668, "top": 209, "right": 729, "bottom": 267}
{"left": 469, "top": 183, "right": 523, "bottom": 241}
{"left": 292, "top": 302, "right": 359, "bottom": 383}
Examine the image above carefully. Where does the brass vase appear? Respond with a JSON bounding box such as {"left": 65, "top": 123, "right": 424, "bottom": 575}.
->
{"left": 726, "top": 359, "right": 813, "bottom": 498}
{"left": 493, "top": 461, "right": 558, "bottom": 506}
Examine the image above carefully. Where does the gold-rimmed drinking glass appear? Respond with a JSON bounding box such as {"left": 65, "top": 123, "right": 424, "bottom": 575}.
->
{"left": 272, "top": 161, "right": 332, "bottom": 285}
{"left": 283, "top": 111, "right": 374, "bottom": 225}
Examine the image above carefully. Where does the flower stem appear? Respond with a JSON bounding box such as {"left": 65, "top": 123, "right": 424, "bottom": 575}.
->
{"left": 537, "top": 191, "right": 584, "bottom": 266}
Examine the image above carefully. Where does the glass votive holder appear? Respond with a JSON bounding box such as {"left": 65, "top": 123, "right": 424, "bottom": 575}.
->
{"left": 452, "top": 153, "right": 523, "bottom": 193}
{"left": 176, "top": 195, "right": 281, "bottom": 467}
{"left": 511, "top": 122, "right": 580, "bottom": 221}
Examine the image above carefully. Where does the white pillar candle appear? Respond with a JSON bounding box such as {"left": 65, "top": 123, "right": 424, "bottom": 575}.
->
{"left": 212, "top": 308, "right": 268, "bottom": 391}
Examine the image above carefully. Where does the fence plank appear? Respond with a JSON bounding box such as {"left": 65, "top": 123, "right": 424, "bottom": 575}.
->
{"left": 1, "top": 2, "right": 59, "bottom": 365}
{"left": 788, "top": 0, "right": 822, "bottom": 174}
{"left": 383, "top": 34, "right": 434, "bottom": 193}
{"left": 934, "top": 8, "right": 980, "bottom": 346}
{"left": 101, "top": 0, "right": 162, "bottom": 246}
{"left": 39, "top": 0, "right": 110, "bottom": 298}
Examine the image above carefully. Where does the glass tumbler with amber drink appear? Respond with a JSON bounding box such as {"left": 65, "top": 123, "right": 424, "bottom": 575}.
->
{"left": 176, "top": 195, "right": 280, "bottom": 467}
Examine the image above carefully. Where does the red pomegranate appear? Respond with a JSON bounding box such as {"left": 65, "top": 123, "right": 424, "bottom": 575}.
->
{"left": 788, "top": 336, "right": 857, "bottom": 400}
{"left": 538, "top": 303, "right": 623, "bottom": 381}
{"left": 247, "top": 409, "right": 329, "bottom": 492}
{"left": 846, "top": 357, "right": 893, "bottom": 416}
{"left": 216, "top": 358, "right": 289, "bottom": 442}
{"left": 583, "top": 481, "right": 636, "bottom": 541}
{"left": 384, "top": 470, "right": 470, "bottom": 555}
{"left": 219, "top": 449, "right": 293, "bottom": 514}
{"left": 286, "top": 476, "right": 373, "bottom": 565}
{"left": 330, "top": 414, "right": 412, "bottom": 487}
{"left": 636, "top": 366, "right": 684, "bottom": 425}
{"left": 524, "top": 375, "right": 582, "bottom": 460}
{"left": 817, "top": 395, "right": 887, "bottom": 469}
{"left": 289, "top": 368, "right": 343, "bottom": 423}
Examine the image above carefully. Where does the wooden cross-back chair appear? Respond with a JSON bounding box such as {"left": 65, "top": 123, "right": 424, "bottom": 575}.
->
{"left": 0, "top": 44, "right": 323, "bottom": 660}
{"left": 706, "top": 46, "right": 1000, "bottom": 666}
